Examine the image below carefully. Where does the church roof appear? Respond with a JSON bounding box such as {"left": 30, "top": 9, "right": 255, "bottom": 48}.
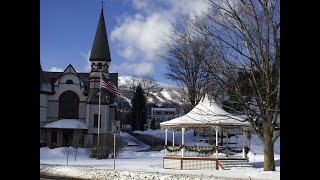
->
{"left": 40, "top": 63, "right": 53, "bottom": 92}
{"left": 160, "top": 94, "right": 251, "bottom": 129}
{"left": 41, "top": 70, "right": 118, "bottom": 95}
{"left": 89, "top": 9, "right": 111, "bottom": 62}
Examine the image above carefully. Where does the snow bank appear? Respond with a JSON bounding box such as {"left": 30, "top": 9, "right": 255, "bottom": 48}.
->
{"left": 40, "top": 130, "right": 280, "bottom": 180}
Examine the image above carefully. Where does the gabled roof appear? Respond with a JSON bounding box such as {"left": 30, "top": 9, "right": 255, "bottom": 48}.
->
{"left": 89, "top": 9, "right": 111, "bottom": 62}
{"left": 52, "top": 64, "right": 86, "bottom": 87}
{"left": 160, "top": 94, "right": 250, "bottom": 129}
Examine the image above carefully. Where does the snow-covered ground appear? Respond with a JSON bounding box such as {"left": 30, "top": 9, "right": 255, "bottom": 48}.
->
{"left": 150, "top": 92, "right": 165, "bottom": 102}
{"left": 40, "top": 130, "right": 280, "bottom": 180}
{"left": 160, "top": 90, "right": 172, "bottom": 101}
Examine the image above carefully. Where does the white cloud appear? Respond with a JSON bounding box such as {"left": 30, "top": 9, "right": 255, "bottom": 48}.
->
{"left": 110, "top": 62, "right": 153, "bottom": 75}
{"left": 169, "top": 0, "right": 210, "bottom": 18}
{"left": 111, "top": 0, "right": 211, "bottom": 61}
{"left": 132, "top": 0, "right": 149, "bottom": 10}
{"left": 80, "top": 51, "right": 91, "bottom": 72}
{"left": 111, "top": 13, "right": 171, "bottom": 60}
{"left": 119, "top": 46, "right": 136, "bottom": 59}
{"left": 48, "top": 67, "right": 64, "bottom": 72}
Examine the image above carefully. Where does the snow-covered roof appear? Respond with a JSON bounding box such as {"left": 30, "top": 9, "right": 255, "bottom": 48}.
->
{"left": 41, "top": 83, "right": 53, "bottom": 92}
{"left": 160, "top": 94, "right": 251, "bottom": 129}
{"left": 43, "top": 119, "right": 88, "bottom": 129}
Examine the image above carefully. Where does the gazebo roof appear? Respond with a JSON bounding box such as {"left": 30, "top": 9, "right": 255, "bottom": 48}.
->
{"left": 160, "top": 94, "right": 251, "bottom": 129}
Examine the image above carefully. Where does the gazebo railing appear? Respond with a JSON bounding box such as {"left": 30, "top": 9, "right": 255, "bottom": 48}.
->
{"left": 184, "top": 146, "right": 215, "bottom": 157}
{"left": 164, "top": 145, "right": 182, "bottom": 156}
{"left": 165, "top": 145, "right": 245, "bottom": 158}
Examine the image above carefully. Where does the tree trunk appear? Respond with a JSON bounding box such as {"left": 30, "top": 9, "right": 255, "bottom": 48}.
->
{"left": 264, "top": 133, "right": 275, "bottom": 171}
{"left": 67, "top": 154, "right": 69, "bottom": 165}
{"left": 75, "top": 148, "right": 77, "bottom": 161}
{"left": 188, "top": 86, "right": 196, "bottom": 106}
{"left": 138, "top": 108, "right": 142, "bottom": 130}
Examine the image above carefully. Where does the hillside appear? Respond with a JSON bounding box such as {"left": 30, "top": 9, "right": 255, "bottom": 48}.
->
{"left": 117, "top": 76, "right": 185, "bottom": 110}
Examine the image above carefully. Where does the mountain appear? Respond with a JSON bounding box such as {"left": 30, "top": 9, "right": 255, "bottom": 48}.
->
{"left": 117, "top": 76, "right": 185, "bottom": 110}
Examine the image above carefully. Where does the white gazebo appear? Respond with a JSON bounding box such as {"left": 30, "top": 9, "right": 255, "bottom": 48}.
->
{"left": 160, "top": 94, "right": 252, "bottom": 170}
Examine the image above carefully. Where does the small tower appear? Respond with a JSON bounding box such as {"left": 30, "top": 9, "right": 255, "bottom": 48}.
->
{"left": 88, "top": 6, "right": 112, "bottom": 104}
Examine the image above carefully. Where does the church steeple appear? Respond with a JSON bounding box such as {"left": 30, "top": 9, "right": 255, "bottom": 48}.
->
{"left": 89, "top": 4, "right": 111, "bottom": 62}
{"left": 88, "top": 2, "right": 112, "bottom": 104}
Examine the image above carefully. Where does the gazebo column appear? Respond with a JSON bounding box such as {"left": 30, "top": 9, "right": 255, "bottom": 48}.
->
{"left": 236, "top": 133, "right": 238, "bottom": 148}
{"left": 172, "top": 130, "right": 175, "bottom": 146}
{"left": 226, "top": 132, "right": 229, "bottom": 157}
{"left": 165, "top": 129, "right": 168, "bottom": 156}
{"left": 197, "top": 128, "right": 200, "bottom": 147}
{"left": 181, "top": 128, "right": 185, "bottom": 145}
{"left": 165, "top": 129, "right": 168, "bottom": 145}
{"left": 215, "top": 128, "right": 219, "bottom": 158}
{"left": 181, "top": 128, "right": 185, "bottom": 157}
{"left": 242, "top": 130, "right": 247, "bottom": 158}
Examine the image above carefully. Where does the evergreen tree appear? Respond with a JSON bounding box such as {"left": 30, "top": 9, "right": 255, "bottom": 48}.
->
{"left": 150, "top": 118, "right": 156, "bottom": 130}
{"left": 130, "top": 85, "right": 147, "bottom": 131}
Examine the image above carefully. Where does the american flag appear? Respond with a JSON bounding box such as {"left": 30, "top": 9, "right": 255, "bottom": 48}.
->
{"left": 100, "top": 75, "right": 121, "bottom": 95}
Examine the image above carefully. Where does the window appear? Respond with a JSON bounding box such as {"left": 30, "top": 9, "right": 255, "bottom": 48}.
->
{"left": 59, "top": 90, "right": 79, "bottom": 119}
{"left": 93, "top": 114, "right": 102, "bottom": 128}
{"left": 51, "top": 131, "right": 57, "bottom": 143}
{"left": 66, "top": 79, "right": 73, "bottom": 84}
{"left": 105, "top": 64, "right": 109, "bottom": 72}
{"left": 97, "top": 63, "right": 102, "bottom": 70}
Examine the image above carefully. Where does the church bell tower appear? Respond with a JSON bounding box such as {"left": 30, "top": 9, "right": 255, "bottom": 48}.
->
{"left": 85, "top": 2, "right": 114, "bottom": 146}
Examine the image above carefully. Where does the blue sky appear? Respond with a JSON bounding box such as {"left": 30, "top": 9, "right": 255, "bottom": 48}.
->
{"left": 40, "top": 0, "right": 210, "bottom": 85}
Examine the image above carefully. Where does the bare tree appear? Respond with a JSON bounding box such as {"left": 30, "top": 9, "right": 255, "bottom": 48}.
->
{"left": 72, "top": 128, "right": 84, "bottom": 161}
{"left": 156, "top": 15, "right": 209, "bottom": 106}
{"left": 188, "top": 0, "right": 280, "bottom": 171}
{"left": 175, "top": 82, "right": 194, "bottom": 114}
{"left": 139, "top": 75, "right": 159, "bottom": 97}
{"left": 127, "top": 75, "right": 159, "bottom": 97}
{"left": 111, "top": 138, "right": 127, "bottom": 158}
{"left": 61, "top": 146, "right": 72, "bottom": 165}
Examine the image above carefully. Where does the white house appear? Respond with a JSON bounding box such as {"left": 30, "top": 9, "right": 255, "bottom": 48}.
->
{"left": 149, "top": 108, "right": 177, "bottom": 129}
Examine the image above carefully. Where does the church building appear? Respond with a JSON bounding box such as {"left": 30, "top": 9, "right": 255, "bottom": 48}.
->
{"left": 40, "top": 6, "right": 119, "bottom": 148}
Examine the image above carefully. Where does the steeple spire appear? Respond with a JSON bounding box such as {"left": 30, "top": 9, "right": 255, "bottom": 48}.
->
{"left": 89, "top": 1, "right": 111, "bottom": 62}
{"left": 100, "top": 0, "right": 104, "bottom": 11}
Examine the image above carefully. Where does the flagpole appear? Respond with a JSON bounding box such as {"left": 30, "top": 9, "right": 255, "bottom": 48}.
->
{"left": 97, "top": 70, "right": 101, "bottom": 150}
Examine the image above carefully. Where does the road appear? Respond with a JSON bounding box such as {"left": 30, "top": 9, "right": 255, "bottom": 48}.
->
{"left": 129, "top": 132, "right": 177, "bottom": 151}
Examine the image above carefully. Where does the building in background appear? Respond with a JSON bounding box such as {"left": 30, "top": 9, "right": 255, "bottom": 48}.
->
{"left": 148, "top": 108, "right": 177, "bottom": 129}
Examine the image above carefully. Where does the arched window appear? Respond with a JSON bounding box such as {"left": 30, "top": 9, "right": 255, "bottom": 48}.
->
{"left": 66, "top": 79, "right": 73, "bottom": 84}
{"left": 97, "top": 63, "right": 102, "bottom": 70}
{"left": 59, "top": 90, "right": 79, "bottom": 119}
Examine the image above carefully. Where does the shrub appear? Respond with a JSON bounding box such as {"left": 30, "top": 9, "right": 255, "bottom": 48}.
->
{"left": 48, "top": 143, "right": 58, "bottom": 149}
